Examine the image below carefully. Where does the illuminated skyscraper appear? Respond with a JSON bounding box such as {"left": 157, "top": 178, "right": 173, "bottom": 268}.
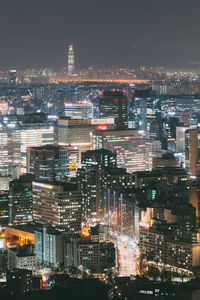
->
{"left": 176, "top": 126, "right": 188, "bottom": 152}
{"left": 57, "top": 117, "right": 115, "bottom": 153}
{"left": 0, "top": 116, "right": 21, "bottom": 176}
{"left": 33, "top": 181, "right": 81, "bottom": 233}
{"left": 81, "top": 149, "right": 117, "bottom": 170}
{"left": 99, "top": 91, "right": 128, "bottom": 130}
{"left": 68, "top": 44, "right": 75, "bottom": 74}
{"left": 27, "top": 145, "right": 69, "bottom": 183}
{"left": 20, "top": 122, "right": 55, "bottom": 174}
{"left": 64, "top": 101, "right": 93, "bottom": 119}
{"left": 9, "top": 70, "right": 17, "bottom": 85}
{"left": 9, "top": 174, "right": 34, "bottom": 225}
{"left": 94, "top": 130, "right": 152, "bottom": 173}
{"left": 0, "top": 191, "right": 9, "bottom": 226}
{"left": 79, "top": 166, "right": 134, "bottom": 223}
{"left": 185, "top": 129, "right": 198, "bottom": 176}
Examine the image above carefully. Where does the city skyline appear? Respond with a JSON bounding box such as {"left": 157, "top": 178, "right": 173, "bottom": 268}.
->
{"left": 1, "top": 1, "right": 200, "bottom": 299}
{"left": 1, "top": 0, "right": 200, "bottom": 70}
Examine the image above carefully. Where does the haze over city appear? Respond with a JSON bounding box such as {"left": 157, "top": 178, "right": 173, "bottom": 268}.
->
{"left": 1, "top": 0, "right": 200, "bottom": 69}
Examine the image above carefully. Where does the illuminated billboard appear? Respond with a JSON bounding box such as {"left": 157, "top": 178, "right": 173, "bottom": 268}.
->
{"left": 33, "top": 182, "right": 53, "bottom": 190}
{"left": 96, "top": 125, "right": 108, "bottom": 130}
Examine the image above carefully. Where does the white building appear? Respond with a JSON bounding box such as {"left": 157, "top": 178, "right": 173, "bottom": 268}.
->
{"left": 8, "top": 246, "right": 36, "bottom": 271}
{"left": 64, "top": 101, "right": 93, "bottom": 119}
{"left": 33, "top": 182, "right": 81, "bottom": 233}
{"left": 94, "top": 130, "right": 153, "bottom": 173}
{"left": 20, "top": 123, "right": 54, "bottom": 174}
{"left": 176, "top": 126, "right": 188, "bottom": 153}
{"left": 58, "top": 117, "right": 115, "bottom": 154}
{"left": 35, "top": 227, "right": 64, "bottom": 267}
{"left": 0, "top": 121, "right": 20, "bottom": 176}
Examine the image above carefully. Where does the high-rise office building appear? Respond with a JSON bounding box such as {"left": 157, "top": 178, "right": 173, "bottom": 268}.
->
{"left": 55, "top": 87, "right": 66, "bottom": 117}
{"left": 33, "top": 181, "right": 81, "bottom": 233}
{"left": 20, "top": 122, "right": 55, "bottom": 174}
{"left": 0, "top": 191, "right": 9, "bottom": 226}
{"left": 94, "top": 130, "right": 153, "bottom": 173}
{"left": 0, "top": 114, "right": 55, "bottom": 176}
{"left": 66, "top": 146, "right": 81, "bottom": 178}
{"left": 0, "top": 116, "right": 21, "bottom": 176}
{"left": 99, "top": 91, "right": 128, "bottom": 130}
{"left": 57, "top": 117, "right": 115, "bottom": 153}
{"left": 35, "top": 226, "right": 64, "bottom": 268}
{"left": 64, "top": 101, "right": 93, "bottom": 119}
{"left": 33, "top": 83, "right": 67, "bottom": 116}
{"left": 9, "top": 174, "right": 34, "bottom": 225}
{"left": 57, "top": 118, "right": 114, "bottom": 177}
{"left": 133, "top": 97, "right": 161, "bottom": 132}
{"left": 81, "top": 149, "right": 117, "bottom": 170}
{"left": 9, "top": 70, "right": 17, "bottom": 85}
{"left": 27, "top": 145, "right": 69, "bottom": 183}
{"left": 68, "top": 44, "right": 75, "bottom": 74}
{"left": 79, "top": 166, "right": 134, "bottom": 223}
{"left": 176, "top": 126, "right": 188, "bottom": 153}
{"left": 78, "top": 167, "right": 109, "bottom": 222}
{"left": 58, "top": 118, "right": 93, "bottom": 153}
{"left": 185, "top": 129, "right": 198, "bottom": 176}
{"left": 133, "top": 98, "right": 147, "bottom": 130}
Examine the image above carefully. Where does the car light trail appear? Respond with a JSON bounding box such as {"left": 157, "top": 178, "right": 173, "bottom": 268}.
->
{"left": 109, "top": 231, "right": 140, "bottom": 277}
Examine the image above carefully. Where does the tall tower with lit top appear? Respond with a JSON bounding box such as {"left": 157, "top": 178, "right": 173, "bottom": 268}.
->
{"left": 68, "top": 44, "right": 75, "bottom": 74}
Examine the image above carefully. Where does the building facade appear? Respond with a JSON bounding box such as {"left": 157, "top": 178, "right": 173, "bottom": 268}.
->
{"left": 68, "top": 44, "right": 75, "bottom": 74}
{"left": 185, "top": 128, "right": 198, "bottom": 176}
{"left": 33, "top": 182, "right": 81, "bottom": 233}
{"left": 99, "top": 91, "right": 128, "bottom": 130}
{"left": 20, "top": 122, "right": 55, "bottom": 174}
{"left": 9, "top": 175, "right": 34, "bottom": 225}
{"left": 35, "top": 226, "right": 64, "bottom": 268}
{"left": 94, "top": 130, "right": 153, "bottom": 173}
{"left": 27, "top": 145, "right": 69, "bottom": 182}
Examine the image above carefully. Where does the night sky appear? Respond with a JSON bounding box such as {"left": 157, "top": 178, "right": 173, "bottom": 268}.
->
{"left": 0, "top": 0, "right": 200, "bottom": 70}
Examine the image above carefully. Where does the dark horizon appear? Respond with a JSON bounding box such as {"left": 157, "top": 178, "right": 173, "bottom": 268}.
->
{"left": 0, "top": 0, "right": 200, "bottom": 71}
